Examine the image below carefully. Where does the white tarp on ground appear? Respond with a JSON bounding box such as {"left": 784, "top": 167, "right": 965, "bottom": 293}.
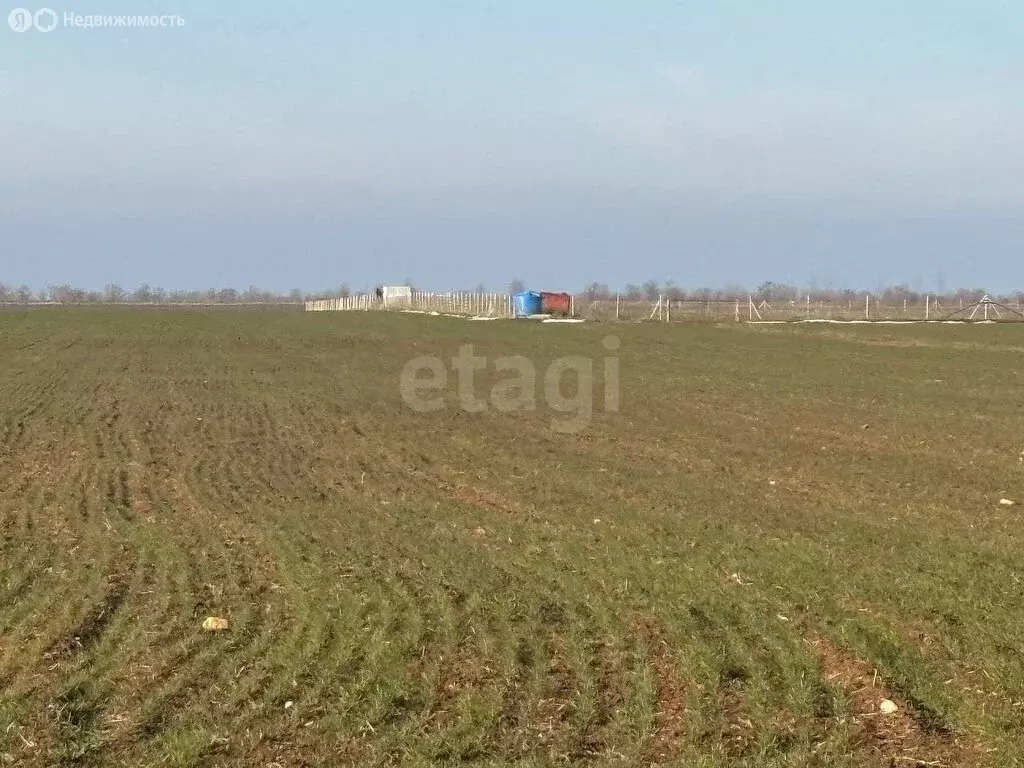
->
{"left": 749, "top": 319, "right": 1002, "bottom": 325}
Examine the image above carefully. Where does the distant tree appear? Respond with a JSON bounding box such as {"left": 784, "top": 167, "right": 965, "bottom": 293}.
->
{"left": 693, "top": 286, "right": 713, "bottom": 301}
{"left": 952, "top": 287, "right": 986, "bottom": 304}
{"left": 103, "top": 284, "right": 126, "bottom": 303}
{"left": 508, "top": 278, "right": 526, "bottom": 294}
{"left": 16, "top": 285, "right": 32, "bottom": 303}
{"left": 583, "top": 282, "right": 610, "bottom": 301}
{"left": 623, "top": 283, "right": 642, "bottom": 301}
{"left": 339, "top": 283, "right": 351, "bottom": 298}
{"left": 217, "top": 287, "right": 239, "bottom": 304}
{"left": 133, "top": 284, "right": 154, "bottom": 303}
{"left": 759, "top": 282, "right": 798, "bottom": 303}
{"left": 641, "top": 280, "right": 660, "bottom": 301}
{"left": 49, "top": 283, "right": 87, "bottom": 303}
{"left": 663, "top": 280, "right": 685, "bottom": 301}
{"left": 880, "top": 283, "right": 914, "bottom": 306}
{"left": 475, "top": 282, "right": 487, "bottom": 293}
{"left": 288, "top": 289, "right": 304, "bottom": 304}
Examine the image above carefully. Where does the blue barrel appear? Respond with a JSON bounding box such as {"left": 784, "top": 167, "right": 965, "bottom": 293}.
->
{"left": 512, "top": 291, "right": 543, "bottom": 317}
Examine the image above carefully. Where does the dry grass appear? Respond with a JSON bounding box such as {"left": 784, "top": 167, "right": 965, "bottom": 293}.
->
{"left": 1, "top": 307, "right": 1022, "bottom": 766}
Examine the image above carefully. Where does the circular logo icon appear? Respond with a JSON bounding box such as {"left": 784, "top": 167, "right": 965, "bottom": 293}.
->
{"left": 34, "top": 7, "right": 56, "bottom": 31}
{"left": 8, "top": 7, "right": 34, "bottom": 31}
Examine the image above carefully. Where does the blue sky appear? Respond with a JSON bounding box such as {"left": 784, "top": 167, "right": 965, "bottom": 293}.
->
{"left": 2, "top": 0, "right": 1022, "bottom": 292}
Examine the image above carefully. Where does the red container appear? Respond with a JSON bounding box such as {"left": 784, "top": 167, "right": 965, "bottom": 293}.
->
{"left": 539, "top": 292, "right": 572, "bottom": 316}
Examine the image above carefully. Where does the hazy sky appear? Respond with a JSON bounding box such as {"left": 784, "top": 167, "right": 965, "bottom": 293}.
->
{"left": 3, "top": 1, "right": 1022, "bottom": 292}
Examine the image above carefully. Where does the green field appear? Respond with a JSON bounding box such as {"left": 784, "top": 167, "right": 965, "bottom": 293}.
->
{"left": 1, "top": 308, "right": 1023, "bottom": 767}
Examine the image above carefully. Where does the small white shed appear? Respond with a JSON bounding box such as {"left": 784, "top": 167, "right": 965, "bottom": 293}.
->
{"left": 380, "top": 285, "right": 412, "bottom": 308}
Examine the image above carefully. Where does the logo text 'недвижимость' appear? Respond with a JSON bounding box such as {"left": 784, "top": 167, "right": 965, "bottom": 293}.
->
{"left": 8, "top": 8, "right": 185, "bottom": 32}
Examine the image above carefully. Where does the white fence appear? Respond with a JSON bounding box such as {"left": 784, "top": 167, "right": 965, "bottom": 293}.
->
{"left": 305, "top": 292, "right": 514, "bottom": 317}
{"left": 306, "top": 292, "right": 1024, "bottom": 323}
{"left": 305, "top": 295, "right": 378, "bottom": 312}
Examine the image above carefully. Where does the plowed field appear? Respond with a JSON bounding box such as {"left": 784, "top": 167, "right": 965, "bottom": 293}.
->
{"left": 2, "top": 308, "right": 1022, "bottom": 767}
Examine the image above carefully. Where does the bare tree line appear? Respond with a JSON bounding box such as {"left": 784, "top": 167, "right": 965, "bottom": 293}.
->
{"left": 2, "top": 279, "right": 1022, "bottom": 308}
{"left": 0, "top": 283, "right": 308, "bottom": 305}
{"left": 0, "top": 281, "right": 381, "bottom": 305}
